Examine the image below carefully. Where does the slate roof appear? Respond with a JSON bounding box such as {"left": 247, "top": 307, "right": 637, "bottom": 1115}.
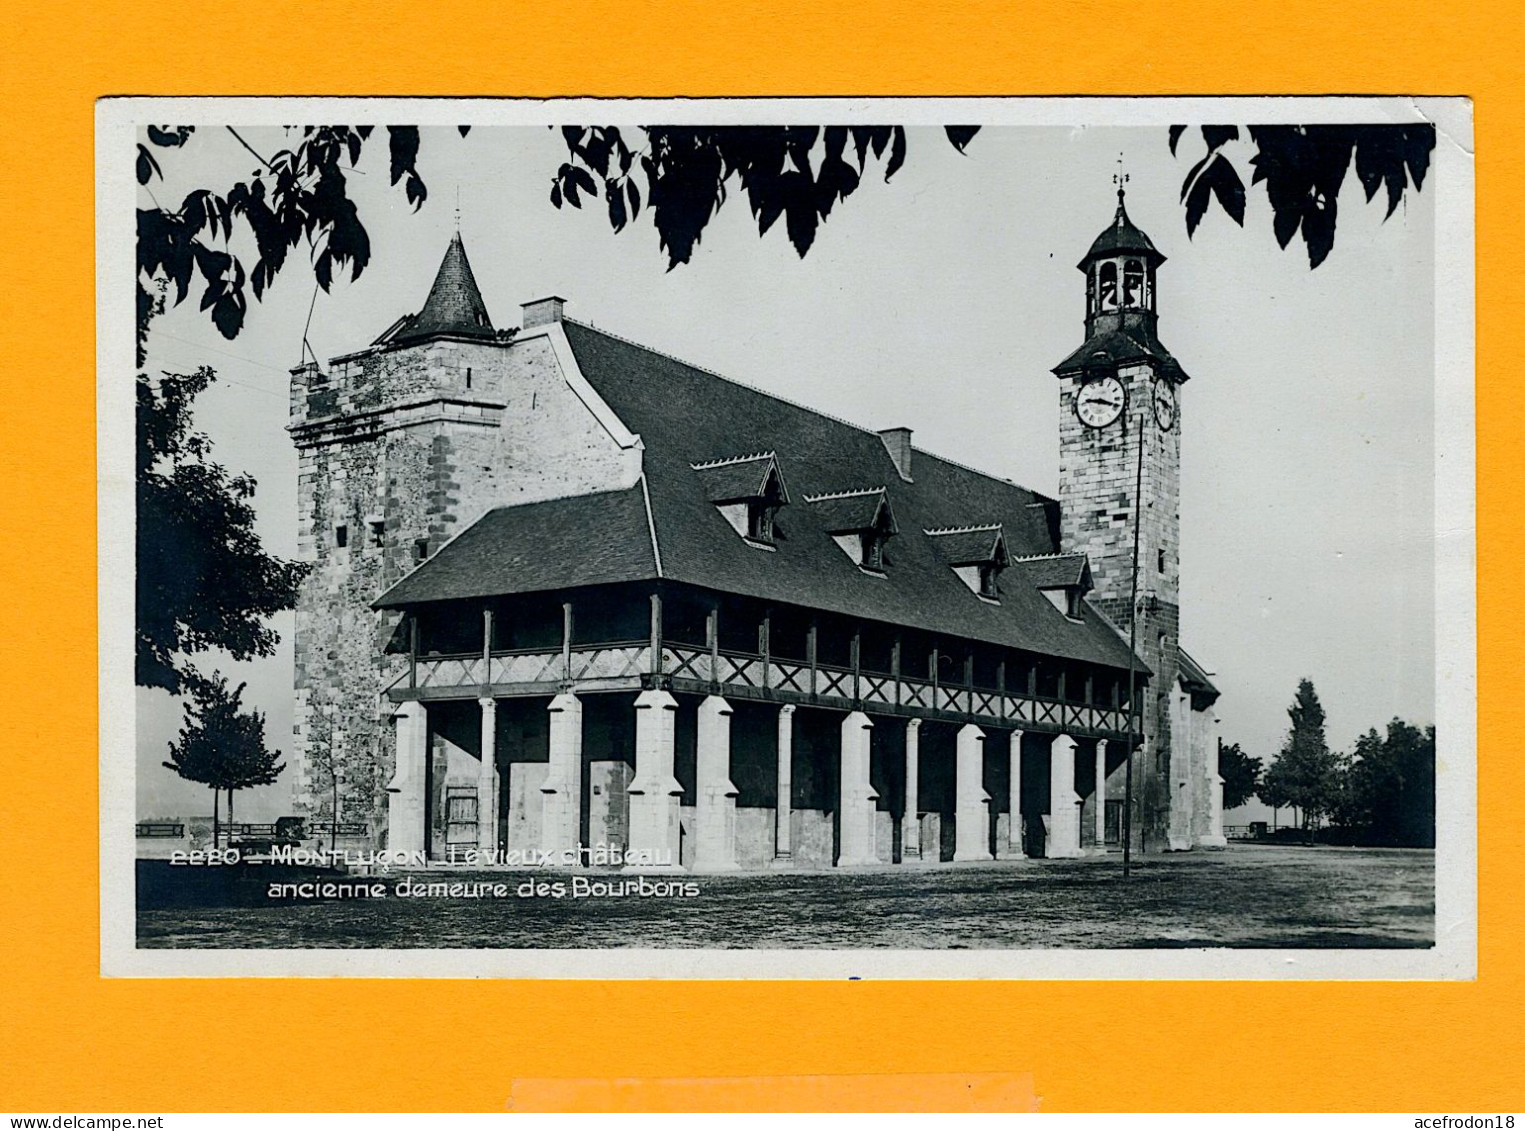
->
{"left": 691, "top": 453, "right": 788, "bottom": 504}
{"left": 1052, "top": 326, "right": 1187, "bottom": 381}
{"left": 1079, "top": 190, "right": 1165, "bottom": 269}
{"left": 926, "top": 526, "right": 1006, "bottom": 566}
{"left": 805, "top": 488, "right": 896, "bottom": 535}
{"left": 375, "top": 233, "right": 497, "bottom": 345}
{"left": 1010, "top": 552, "right": 1092, "bottom": 591}
{"left": 375, "top": 487, "right": 656, "bottom": 605}
{"left": 375, "top": 320, "right": 1153, "bottom": 672}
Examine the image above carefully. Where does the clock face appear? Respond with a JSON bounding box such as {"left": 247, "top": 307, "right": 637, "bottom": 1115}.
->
{"left": 1075, "top": 375, "right": 1125, "bottom": 429}
{"left": 1152, "top": 378, "right": 1177, "bottom": 431}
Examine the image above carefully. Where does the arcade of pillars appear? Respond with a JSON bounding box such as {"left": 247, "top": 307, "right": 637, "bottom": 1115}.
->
{"left": 385, "top": 690, "right": 1123, "bottom": 870}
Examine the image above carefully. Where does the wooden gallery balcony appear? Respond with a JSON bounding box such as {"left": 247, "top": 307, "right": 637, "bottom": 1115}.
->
{"left": 388, "top": 629, "right": 1137, "bottom": 743}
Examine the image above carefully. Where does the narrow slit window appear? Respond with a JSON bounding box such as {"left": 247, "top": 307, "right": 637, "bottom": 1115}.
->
{"left": 413, "top": 538, "right": 429, "bottom": 563}
{"left": 369, "top": 521, "right": 385, "bottom": 548}
{"left": 335, "top": 524, "right": 348, "bottom": 548}
{"left": 465, "top": 367, "right": 473, "bottom": 389}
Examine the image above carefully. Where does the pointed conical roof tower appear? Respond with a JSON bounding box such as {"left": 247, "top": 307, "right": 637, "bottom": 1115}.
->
{"left": 375, "top": 231, "right": 496, "bottom": 345}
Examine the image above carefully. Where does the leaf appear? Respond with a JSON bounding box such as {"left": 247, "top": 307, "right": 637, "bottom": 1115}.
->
{"left": 147, "top": 125, "right": 193, "bottom": 148}
{"left": 386, "top": 126, "right": 421, "bottom": 187}
{"left": 1205, "top": 156, "right": 1246, "bottom": 226}
{"left": 550, "top": 182, "right": 562, "bottom": 209}
{"left": 626, "top": 178, "right": 640, "bottom": 218}
{"left": 1200, "top": 125, "right": 1239, "bottom": 151}
{"left": 885, "top": 127, "right": 906, "bottom": 180}
{"left": 136, "top": 144, "right": 161, "bottom": 185}
{"left": 1402, "top": 123, "right": 1434, "bottom": 191}
{"left": 944, "top": 125, "right": 980, "bottom": 153}
{"left": 606, "top": 180, "right": 627, "bottom": 232}
{"left": 1168, "top": 125, "right": 1187, "bottom": 156}
{"left": 569, "top": 165, "right": 598, "bottom": 199}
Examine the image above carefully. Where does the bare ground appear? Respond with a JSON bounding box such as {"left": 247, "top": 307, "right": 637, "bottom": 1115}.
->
{"left": 135, "top": 844, "right": 1432, "bottom": 950}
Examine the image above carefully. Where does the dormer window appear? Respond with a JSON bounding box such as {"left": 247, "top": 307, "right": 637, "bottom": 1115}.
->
{"left": 692, "top": 452, "right": 790, "bottom": 549}
{"left": 979, "top": 562, "right": 1000, "bottom": 599}
{"left": 806, "top": 487, "right": 898, "bottom": 575}
{"left": 926, "top": 524, "right": 1008, "bottom": 602}
{"left": 1010, "top": 552, "right": 1095, "bottom": 621}
{"left": 747, "top": 500, "right": 776, "bottom": 543}
{"left": 863, "top": 530, "right": 886, "bottom": 571}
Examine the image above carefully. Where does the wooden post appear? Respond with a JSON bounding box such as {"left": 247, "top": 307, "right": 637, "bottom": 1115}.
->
{"left": 649, "top": 591, "right": 663, "bottom": 677}
{"left": 760, "top": 612, "right": 772, "bottom": 690}
{"left": 1027, "top": 662, "right": 1038, "bottom": 698}
{"left": 707, "top": 605, "right": 720, "bottom": 690}
{"left": 891, "top": 637, "right": 902, "bottom": 707}
{"left": 930, "top": 647, "right": 940, "bottom": 713}
{"left": 997, "top": 659, "right": 1007, "bottom": 721}
{"left": 1085, "top": 673, "right": 1095, "bottom": 706}
{"left": 408, "top": 614, "right": 418, "bottom": 689}
{"left": 562, "top": 602, "right": 573, "bottom": 681}
{"left": 807, "top": 621, "right": 818, "bottom": 698}
{"left": 851, "top": 628, "right": 862, "bottom": 704}
{"left": 481, "top": 606, "right": 493, "bottom": 694}
{"left": 1058, "top": 670, "right": 1068, "bottom": 703}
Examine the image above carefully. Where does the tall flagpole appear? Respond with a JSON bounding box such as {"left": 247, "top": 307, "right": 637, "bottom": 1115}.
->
{"left": 1122, "top": 370, "right": 1147, "bottom": 879}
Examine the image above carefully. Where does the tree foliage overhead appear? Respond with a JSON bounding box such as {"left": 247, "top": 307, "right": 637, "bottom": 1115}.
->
{"left": 137, "top": 365, "right": 308, "bottom": 693}
{"left": 135, "top": 124, "right": 977, "bottom": 342}
{"left": 136, "top": 121, "right": 1435, "bottom": 347}
{"left": 1169, "top": 124, "right": 1435, "bottom": 268}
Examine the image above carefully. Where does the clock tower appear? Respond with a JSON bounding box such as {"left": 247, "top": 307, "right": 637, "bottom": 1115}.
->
{"left": 1053, "top": 181, "right": 1191, "bottom": 852}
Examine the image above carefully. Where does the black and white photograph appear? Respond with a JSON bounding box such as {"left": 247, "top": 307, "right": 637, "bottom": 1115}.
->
{"left": 100, "top": 97, "right": 1474, "bottom": 977}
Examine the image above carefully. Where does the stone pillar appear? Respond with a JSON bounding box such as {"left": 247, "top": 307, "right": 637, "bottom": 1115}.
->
{"left": 476, "top": 696, "right": 498, "bottom": 857}
{"left": 540, "top": 692, "right": 582, "bottom": 864}
{"left": 625, "top": 689, "right": 684, "bottom": 871}
{"left": 386, "top": 701, "right": 427, "bottom": 856}
{"left": 999, "top": 730, "right": 1025, "bottom": 859}
{"left": 836, "top": 711, "right": 878, "bottom": 867}
{"left": 1047, "top": 732, "right": 1083, "bottom": 858}
{"left": 953, "top": 724, "right": 993, "bottom": 862}
{"left": 1094, "top": 739, "right": 1108, "bottom": 851}
{"left": 772, "top": 704, "right": 795, "bottom": 867}
{"left": 1199, "top": 716, "right": 1229, "bottom": 848}
{"left": 901, "top": 718, "right": 922, "bottom": 861}
{"left": 693, "top": 695, "right": 740, "bottom": 872}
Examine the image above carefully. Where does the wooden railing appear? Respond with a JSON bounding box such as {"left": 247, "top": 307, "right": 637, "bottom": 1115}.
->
{"left": 399, "top": 639, "right": 1133, "bottom": 735}
{"left": 135, "top": 821, "right": 185, "bottom": 838}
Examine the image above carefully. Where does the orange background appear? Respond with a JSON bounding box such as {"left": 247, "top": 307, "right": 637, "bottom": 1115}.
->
{"left": 0, "top": 0, "right": 1512, "bottom": 1112}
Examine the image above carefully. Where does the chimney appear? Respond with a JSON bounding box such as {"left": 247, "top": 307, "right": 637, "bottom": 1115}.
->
{"left": 878, "top": 427, "right": 914, "bottom": 482}
{"left": 521, "top": 296, "right": 567, "bottom": 329}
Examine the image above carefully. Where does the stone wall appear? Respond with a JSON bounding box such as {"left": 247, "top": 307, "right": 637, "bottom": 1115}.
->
{"left": 1058, "top": 361, "right": 1186, "bottom": 850}
{"left": 289, "top": 326, "right": 640, "bottom": 847}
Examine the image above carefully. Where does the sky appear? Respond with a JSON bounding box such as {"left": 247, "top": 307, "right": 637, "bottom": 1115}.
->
{"left": 133, "top": 121, "right": 1437, "bottom": 823}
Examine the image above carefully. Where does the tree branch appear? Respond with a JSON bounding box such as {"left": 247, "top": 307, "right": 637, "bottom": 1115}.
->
{"left": 226, "top": 126, "right": 273, "bottom": 171}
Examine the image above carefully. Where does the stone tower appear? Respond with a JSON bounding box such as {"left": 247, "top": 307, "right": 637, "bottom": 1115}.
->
{"left": 287, "top": 232, "right": 640, "bottom": 845}
{"left": 1052, "top": 184, "right": 1191, "bottom": 852}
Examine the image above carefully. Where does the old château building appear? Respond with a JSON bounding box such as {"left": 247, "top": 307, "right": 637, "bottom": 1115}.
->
{"left": 287, "top": 185, "right": 1227, "bottom": 870}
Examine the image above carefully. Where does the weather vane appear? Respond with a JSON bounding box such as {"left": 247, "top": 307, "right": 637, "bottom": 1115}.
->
{"left": 1114, "top": 154, "right": 1129, "bottom": 203}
